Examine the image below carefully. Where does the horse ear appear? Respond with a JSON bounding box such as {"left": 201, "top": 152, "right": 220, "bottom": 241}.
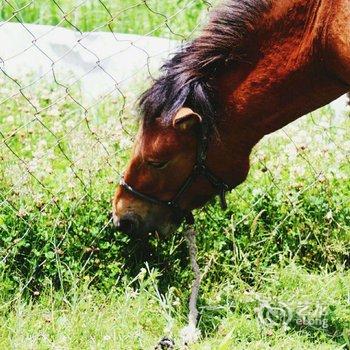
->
{"left": 173, "top": 108, "right": 202, "bottom": 131}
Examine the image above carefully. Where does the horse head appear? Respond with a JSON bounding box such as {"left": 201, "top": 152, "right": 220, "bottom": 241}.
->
{"left": 113, "top": 105, "right": 250, "bottom": 238}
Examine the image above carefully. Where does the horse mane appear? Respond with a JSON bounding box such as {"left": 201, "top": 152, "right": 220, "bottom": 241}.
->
{"left": 139, "top": 0, "right": 272, "bottom": 128}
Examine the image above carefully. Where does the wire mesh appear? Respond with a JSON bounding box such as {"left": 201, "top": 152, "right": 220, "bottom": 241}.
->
{"left": 0, "top": 0, "right": 349, "bottom": 297}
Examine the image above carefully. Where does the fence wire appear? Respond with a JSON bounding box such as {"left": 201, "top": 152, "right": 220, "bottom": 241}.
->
{"left": 0, "top": 0, "right": 349, "bottom": 296}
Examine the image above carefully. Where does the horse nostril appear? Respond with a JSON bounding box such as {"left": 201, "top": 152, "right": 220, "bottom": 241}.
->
{"left": 116, "top": 214, "right": 140, "bottom": 235}
{"left": 119, "top": 218, "right": 133, "bottom": 233}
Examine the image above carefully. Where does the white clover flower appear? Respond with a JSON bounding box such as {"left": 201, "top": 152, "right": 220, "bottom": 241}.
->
{"left": 314, "top": 134, "right": 324, "bottom": 144}
{"left": 67, "top": 180, "right": 76, "bottom": 189}
{"left": 325, "top": 210, "right": 333, "bottom": 221}
{"left": 319, "top": 120, "right": 330, "bottom": 128}
{"left": 6, "top": 115, "right": 15, "bottom": 124}
{"left": 65, "top": 119, "right": 76, "bottom": 129}
{"left": 45, "top": 165, "right": 53, "bottom": 175}
{"left": 46, "top": 149, "right": 56, "bottom": 160}
{"left": 23, "top": 145, "right": 32, "bottom": 152}
{"left": 48, "top": 106, "right": 60, "bottom": 117}
{"left": 17, "top": 207, "right": 27, "bottom": 218}
{"left": 119, "top": 136, "right": 133, "bottom": 150}
{"left": 52, "top": 121, "right": 63, "bottom": 133}
{"left": 284, "top": 143, "right": 298, "bottom": 160}
{"left": 252, "top": 188, "right": 263, "bottom": 197}
{"left": 343, "top": 141, "right": 350, "bottom": 152}
{"left": 28, "top": 159, "right": 38, "bottom": 172}
{"left": 294, "top": 165, "right": 306, "bottom": 177}
{"left": 129, "top": 289, "right": 139, "bottom": 299}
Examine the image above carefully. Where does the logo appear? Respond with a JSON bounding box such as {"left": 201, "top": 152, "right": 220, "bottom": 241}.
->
{"left": 257, "top": 300, "right": 329, "bottom": 329}
{"left": 258, "top": 301, "right": 292, "bottom": 327}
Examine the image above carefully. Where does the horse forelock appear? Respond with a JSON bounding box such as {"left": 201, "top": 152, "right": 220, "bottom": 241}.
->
{"left": 139, "top": 0, "right": 272, "bottom": 129}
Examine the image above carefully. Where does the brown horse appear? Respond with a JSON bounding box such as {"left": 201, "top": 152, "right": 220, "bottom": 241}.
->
{"left": 113, "top": 0, "right": 350, "bottom": 237}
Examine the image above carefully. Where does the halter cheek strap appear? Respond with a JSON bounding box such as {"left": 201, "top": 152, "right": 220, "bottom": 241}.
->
{"left": 120, "top": 120, "right": 229, "bottom": 225}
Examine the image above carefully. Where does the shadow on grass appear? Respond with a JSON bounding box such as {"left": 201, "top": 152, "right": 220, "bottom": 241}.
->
{"left": 116, "top": 228, "right": 191, "bottom": 294}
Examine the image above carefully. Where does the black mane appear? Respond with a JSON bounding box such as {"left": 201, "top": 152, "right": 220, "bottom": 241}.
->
{"left": 139, "top": 0, "right": 271, "bottom": 128}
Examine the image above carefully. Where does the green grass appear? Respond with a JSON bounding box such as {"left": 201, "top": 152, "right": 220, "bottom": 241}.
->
{"left": 1, "top": 0, "right": 213, "bottom": 39}
{"left": 0, "top": 70, "right": 349, "bottom": 349}
{"left": 0, "top": 265, "right": 349, "bottom": 349}
{"left": 0, "top": 1, "right": 350, "bottom": 348}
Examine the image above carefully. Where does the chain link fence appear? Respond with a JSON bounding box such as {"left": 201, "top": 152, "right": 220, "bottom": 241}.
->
{"left": 0, "top": 0, "right": 349, "bottom": 296}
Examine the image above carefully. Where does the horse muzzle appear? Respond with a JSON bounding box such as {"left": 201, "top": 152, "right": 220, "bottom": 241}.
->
{"left": 114, "top": 212, "right": 142, "bottom": 236}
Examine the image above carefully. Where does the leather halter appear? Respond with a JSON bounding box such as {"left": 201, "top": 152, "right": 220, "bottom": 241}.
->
{"left": 120, "top": 121, "right": 229, "bottom": 225}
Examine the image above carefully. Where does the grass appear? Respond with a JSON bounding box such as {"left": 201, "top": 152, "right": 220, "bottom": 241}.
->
{"left": 0, "top": 71, "right": 349, "bottom": 349}
{"left": 0, "top": 0, "right": 350, "bottom": 348}
{"left": 1, "top": 0, "right": 213, "bottom": 39}
{"left": 0, "top": 265, "right": 349, "bottom": 349}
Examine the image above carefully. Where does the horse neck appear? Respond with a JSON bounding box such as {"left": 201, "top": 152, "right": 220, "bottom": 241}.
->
{"left": 216, "top": 0, "right": 348, "bottom": 148}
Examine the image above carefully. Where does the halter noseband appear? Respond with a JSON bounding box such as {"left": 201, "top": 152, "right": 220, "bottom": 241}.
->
{"left": 120, "top": 120, "right": 229, "bottom": 225}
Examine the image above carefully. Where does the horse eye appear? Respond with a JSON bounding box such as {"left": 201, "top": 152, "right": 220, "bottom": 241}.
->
{"left": 147, "top": 160, "right": 168, "bottom": 169}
